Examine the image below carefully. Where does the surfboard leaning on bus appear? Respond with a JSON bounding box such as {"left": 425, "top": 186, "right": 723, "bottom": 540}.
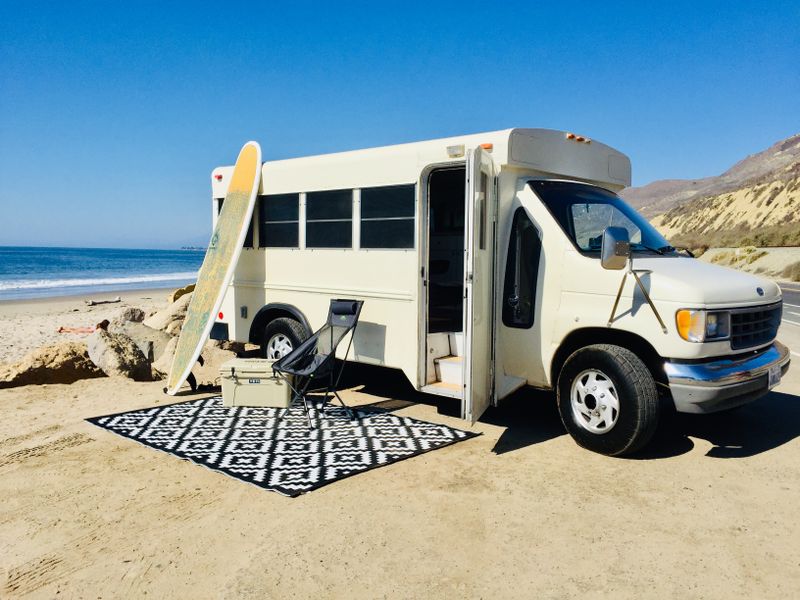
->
{"left": 164, "top": 141, "right": 262, "bottom": 395}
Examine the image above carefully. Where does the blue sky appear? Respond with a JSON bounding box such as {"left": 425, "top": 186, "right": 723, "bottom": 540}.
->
{"left": 1, "top": 1, "right": 798, "bottom": 248}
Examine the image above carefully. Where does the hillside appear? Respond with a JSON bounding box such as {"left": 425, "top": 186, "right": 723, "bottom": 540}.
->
{"left": 620, "top": 134, "right": 800, "bottom": 247}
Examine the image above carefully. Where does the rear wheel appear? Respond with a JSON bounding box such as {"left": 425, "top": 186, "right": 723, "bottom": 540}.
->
{"left": 261, "top": 317, "right": 307, "bottom": 359}
{"left": 557, "top": 344, "right": 659, "bottom": 456}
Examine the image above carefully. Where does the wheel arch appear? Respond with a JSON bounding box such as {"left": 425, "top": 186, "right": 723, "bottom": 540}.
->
{"left": 248, "top": 303, "right": 313, "bottom": 344}
{"left": 551, "top": 327, "right": 667, "bottom": 387}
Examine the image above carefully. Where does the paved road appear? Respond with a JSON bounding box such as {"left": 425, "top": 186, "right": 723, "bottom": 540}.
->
{"left": 779, "top": 282, "right": 800, "bottom": 359}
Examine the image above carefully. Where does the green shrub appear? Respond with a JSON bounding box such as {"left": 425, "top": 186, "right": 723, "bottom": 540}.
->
{"left": 746, "top": 250, "right": 767, "bottom": 264}
{"left": 783, "top": 261, "right": 800, "bottom": 282}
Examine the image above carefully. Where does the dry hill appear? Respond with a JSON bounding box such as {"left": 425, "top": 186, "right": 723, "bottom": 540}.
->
{"left": 620, "top": 134, "right": 800, "bottom": 248}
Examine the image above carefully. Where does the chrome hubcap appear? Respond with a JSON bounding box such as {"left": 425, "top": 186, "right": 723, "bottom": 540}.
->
{"left": 266, "top": 334, "right": 293, "bottom": 359}
{"left": 570, "top": 369, "right": 619, "bottom": 434}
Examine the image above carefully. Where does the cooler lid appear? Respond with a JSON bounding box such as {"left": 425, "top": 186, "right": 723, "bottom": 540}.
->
{"left": 219, "top": 358, "right": 277, "bottom": 378}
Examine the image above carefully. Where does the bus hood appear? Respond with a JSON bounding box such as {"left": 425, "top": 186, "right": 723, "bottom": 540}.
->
{"left": 634, "top": 257, "right": 781, "bottom": 307}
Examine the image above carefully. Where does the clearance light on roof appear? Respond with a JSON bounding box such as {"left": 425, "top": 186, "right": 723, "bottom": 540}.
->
{"left": 566, "top": 132, "right": 592, "bottom": 144}
{"left": 480, "top": 143, "right": 494, "bottom": 151}
{"left": 447, "top": 144, "right": 465, "bottom": 158}
{"left": 214, "top": 173, "right": 223, "bottom": 181}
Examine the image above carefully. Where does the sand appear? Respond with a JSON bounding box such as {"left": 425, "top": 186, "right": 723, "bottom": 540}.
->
{"left": 0, "top": 289, "right": 168, "bottom": 365}
{"left": 1, "top": 294, "right": 799, "bottom": 598}
{"left": 699, "top": 247, "right": 800, "bottom": 282}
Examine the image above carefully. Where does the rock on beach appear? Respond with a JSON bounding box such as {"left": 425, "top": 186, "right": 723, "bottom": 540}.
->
{"left": 0, "top": 342, "right": 105, "bottom": 389}
{"left": 87, "top": 330, "right": 152, "bottom": 382}
{"left": 112, "top": 321, "right": 173, "bottom": 363}
{"left": 110, "top": 306, "right": 146, "bottom": 329}
{"left": 143, "top": 292, "right": 192, "bottom": 335}
{"left": 168, "top": 283, "right": 196, "bottom": 303}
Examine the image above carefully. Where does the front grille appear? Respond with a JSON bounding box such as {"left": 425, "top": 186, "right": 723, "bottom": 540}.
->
{"left": 730, "top": 302, "right": 782, "bottom": 350}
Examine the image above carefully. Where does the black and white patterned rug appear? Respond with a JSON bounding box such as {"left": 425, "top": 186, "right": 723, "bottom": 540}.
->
{"left": 87, "top": 396, "right": 479, "bottom": 497}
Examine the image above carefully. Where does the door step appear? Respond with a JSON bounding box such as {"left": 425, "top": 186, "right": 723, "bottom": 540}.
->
{"left": 426, "top": 332, "right": 452, "bottom": 384}
{"left": 434, "top": 355, "right": 463, "bottom": 385}
{"left": 421, "top": 381, "right": 463, "bottom": 399}
{"left": 448, "top": 332, "right": 464, "bottom": 357}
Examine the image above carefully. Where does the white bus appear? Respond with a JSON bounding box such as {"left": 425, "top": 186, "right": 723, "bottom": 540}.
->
{"left": 210, "top": 128, "right": 790, "bottom": 455}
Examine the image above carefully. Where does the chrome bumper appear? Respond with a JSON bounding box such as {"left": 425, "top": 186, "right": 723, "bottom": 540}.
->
{"left": 664, "top": 341, "right": 791, "bottom": 414}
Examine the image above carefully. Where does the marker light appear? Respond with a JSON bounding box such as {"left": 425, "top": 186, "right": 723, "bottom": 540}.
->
{"left": 214, "top": 174, "right": 223, "bottom": 181}
{"left": 446, "top": 144, "right": 465, "bottom": 158}
{"left": 480, "top": 143, "right": 494, "bottom": 151}
{"left": 565, "top": 132, "right": 592, "bottom": 144}
{"left": 218, "top": 312, "right": 224, "bottom": 320}
{"left": 675, "top": 309, "right": 730, "bottom": 342}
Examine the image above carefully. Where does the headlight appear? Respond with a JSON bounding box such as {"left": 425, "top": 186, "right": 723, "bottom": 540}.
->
{"left": 675, "top": 309, "right": 730, "bottom": 342}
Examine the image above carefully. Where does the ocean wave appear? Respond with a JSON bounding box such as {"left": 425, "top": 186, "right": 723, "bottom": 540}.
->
{"left": 0, "top": 272, "right": 199, "bottom": 291}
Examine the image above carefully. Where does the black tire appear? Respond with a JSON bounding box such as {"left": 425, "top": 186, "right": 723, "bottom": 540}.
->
{"left": 557, "top": 344, "right": 659, "bottom": 456}
{"left": 261, "top": 317, "right": 307, "bottom": 359}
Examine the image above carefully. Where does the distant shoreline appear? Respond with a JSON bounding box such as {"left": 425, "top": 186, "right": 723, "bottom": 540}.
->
{"left": 0, "top": 244, "right": 205, "bottom": 251}
{"left": 0, "top": 286, "right": 181, "bottom": 309}
{"left": 0, "top": 279, "right": 197, "bottom": 304}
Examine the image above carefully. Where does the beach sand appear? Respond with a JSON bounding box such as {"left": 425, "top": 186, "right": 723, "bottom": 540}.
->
{"left": 0, "top": 289, "right": 169, "bottom": 365}
{"left": 0, "top": 295, "right": 799, "bottom": 597}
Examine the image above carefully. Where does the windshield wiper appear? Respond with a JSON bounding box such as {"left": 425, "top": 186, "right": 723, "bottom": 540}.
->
{"left": 666, "top": 245, "right": 695, "bottom": 257}
{"left": 631, "top": 243, "right": 666, "bottom": 255}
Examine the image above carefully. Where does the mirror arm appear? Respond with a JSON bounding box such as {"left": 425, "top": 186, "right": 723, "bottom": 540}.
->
{"left": 607, "top": 256, "right": 669, "bottom": 334}
{"left": 607, "top": 269, "right": 629, "bottom": 327}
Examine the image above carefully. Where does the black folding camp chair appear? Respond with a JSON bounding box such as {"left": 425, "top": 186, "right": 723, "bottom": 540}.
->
{"left": 272, "top": 299, "right": 364, "bottom": 428}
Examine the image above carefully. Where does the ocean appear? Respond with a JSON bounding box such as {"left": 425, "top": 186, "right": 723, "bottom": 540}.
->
{"left": 0, "top": 246, "right": 204, "bottom": 301}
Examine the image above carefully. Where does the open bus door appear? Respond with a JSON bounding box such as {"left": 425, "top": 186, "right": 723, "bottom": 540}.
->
{"left": 462, "top": 147, "right": 497, "bottom": 422}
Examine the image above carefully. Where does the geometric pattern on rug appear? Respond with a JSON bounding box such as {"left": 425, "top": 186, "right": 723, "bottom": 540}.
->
{"left": 87, "top": 396, "right": 479, "bottom": 497}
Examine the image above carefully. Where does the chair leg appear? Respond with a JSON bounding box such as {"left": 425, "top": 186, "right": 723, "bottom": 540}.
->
{"left": 333, "top": 390, "right": 356, "bottom": 421}
{"left": 300, "top": 390, "right": 315, "bottom": 429}
{"left": 319, "top": 387, "right": 333, "bottom": 413}
{"left": 278, "top": 377, "right": 313, "bottom": 427}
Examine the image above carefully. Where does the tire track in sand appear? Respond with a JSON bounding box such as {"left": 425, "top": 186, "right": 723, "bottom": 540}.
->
{"left": 0, "top": 433, "right": 94, "bottom": 468}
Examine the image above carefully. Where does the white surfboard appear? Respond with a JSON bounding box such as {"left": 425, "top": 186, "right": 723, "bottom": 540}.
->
{"left": 165, "top": 141, "right": 262, "bottom": 395}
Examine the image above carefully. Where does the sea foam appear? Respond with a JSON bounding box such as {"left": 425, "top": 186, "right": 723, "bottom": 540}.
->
{"left": 0, "top": 272, "right": 199, "bottom": 291}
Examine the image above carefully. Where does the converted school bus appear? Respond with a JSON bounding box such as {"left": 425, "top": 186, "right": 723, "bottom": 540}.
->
{"left": 209, "top": 128, "right": 790, "bottom": 456}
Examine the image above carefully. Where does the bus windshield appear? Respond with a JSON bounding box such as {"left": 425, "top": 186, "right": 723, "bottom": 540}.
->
{"left": 529, "top": 180, "right": 675, "bottom": 255}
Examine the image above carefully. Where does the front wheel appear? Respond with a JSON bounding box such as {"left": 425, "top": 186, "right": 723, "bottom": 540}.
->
{"left": 557, "top": 344, "right": 659, "bottom": 456}
{"left": 261, "top": 317, "right": 307, "bottom": 359}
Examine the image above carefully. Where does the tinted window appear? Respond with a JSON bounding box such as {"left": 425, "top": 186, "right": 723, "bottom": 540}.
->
{"left": 570, "top": 204, "right": 642, "bottom": 250}
{"left": 306, "top": 189, "right": 352, "bottom": 248}
{"left": 361, "top": 185, "right": 415, "bottom": 218}
{"left": 306, "top": 190, "right": 352, "bottom": 220}
{"left": 218, "top": 197, "right": 254, "bottom": 248}
{"left": 262, "top": 194, "right": 299, "bottom": 222}
{"left": 362, "top": 219, "right": 415, "bottom": 249}
{"left": 360, "top": 184, "right": 415, "bottom": 249}
{"left": 258, "top": 194, "right": 299, "bottom": 248}
{"left": 307, "top": 221, "right": 351, "bottom": 248}
{"left": 479, "top": 173, "right": 487, "bottom": 250}
{"left": 502, "top": 208, "right": 540, "bottom": 329}
{"left": 530, "top": 180, "right": 672, "bottom": 255}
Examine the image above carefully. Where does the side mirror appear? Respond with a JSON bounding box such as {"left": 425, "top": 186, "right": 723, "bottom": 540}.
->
{"left": 601, "top": 226, "right": 630, "bottom": 270}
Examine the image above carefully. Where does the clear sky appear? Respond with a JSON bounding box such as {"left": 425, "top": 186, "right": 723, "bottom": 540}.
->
{"left": 1, "top": 1, "right": 798, "bottom": 248}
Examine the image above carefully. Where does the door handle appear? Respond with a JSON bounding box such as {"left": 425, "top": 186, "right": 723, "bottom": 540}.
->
{"left": 507, "top": 295, "right": 519, "bottom": 308}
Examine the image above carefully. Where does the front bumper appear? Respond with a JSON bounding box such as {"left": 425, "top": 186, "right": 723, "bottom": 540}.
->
{"left": 664, "top": 341, "right": 791, "bottom": 414}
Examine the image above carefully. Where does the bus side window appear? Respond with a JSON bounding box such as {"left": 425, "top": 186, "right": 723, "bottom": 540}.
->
{"left": 306, "top": 189, "right": 353, "bottom": 248}
{"left": 360, "top": 184, "right": 415, "bottom": 249}
{"left": 502, "top": 208, "right": 541, "bottom": 328}
{"left": 218, "top": 197, "right": 255, "bottom": 248}
{"left": 259, "top": 193, "right": 300, "bottom": 248}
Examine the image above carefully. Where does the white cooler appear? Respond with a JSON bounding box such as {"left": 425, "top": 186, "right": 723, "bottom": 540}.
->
{"left": 220, "top": 358, "right": 292, "bottom": 408}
